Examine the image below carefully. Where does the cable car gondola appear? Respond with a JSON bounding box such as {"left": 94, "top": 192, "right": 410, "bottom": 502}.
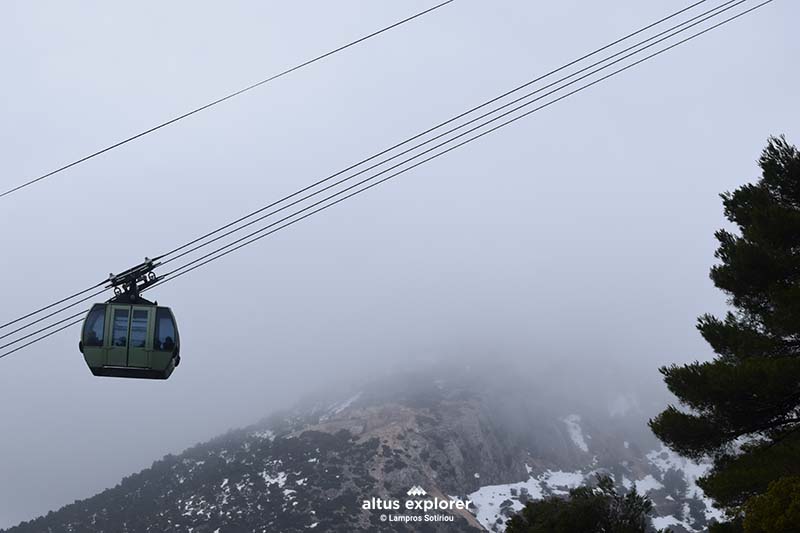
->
{"left": 79, "top": 259, "right": 180, "bottom": 379}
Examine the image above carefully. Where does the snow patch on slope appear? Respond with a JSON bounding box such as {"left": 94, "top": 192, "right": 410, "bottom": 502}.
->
{"left": 251, "top": 429, "right": 275, "bottom": 441}
{"left": 562, "top": 414, "right": 589, "bottom": 452}
{"left": 540, "top": 470, "right": 585, "bottom": 495}
{"left": 646, "top": 445, "right": 723, "bottom": 523}
{"left": 260, "top": 471, "right": 287, "bottom": 488}
{"left": 469, "top": 477, "right": 545, "bottom": 531}
{"left": 652, "top": 514, "right": 692, "bottom": 531}
{"left": 320, "top": 392, "right": 363, "bottom": 421}
{"left": 634, "top": 474, "right": 663, "bottom": 493}
{"left": 468, "top": 469, "right": 590, "bottom": 531}
{"left": 332, "top": 393, "right": 361, "bottom": 414}
{"left": 468, "top": 444, "right": 725, "bottom": 533}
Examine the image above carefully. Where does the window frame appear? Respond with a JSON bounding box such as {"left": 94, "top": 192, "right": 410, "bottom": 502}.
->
{"left": 82, "top": 304, "right": 106, "bottom": 347}
{"left": 153, "top": 307, "right": 177, "bottom": 352}
{"left": 111, "top": 307, "right": 130, "bottom": 348}
{"left": 129, "top": 308, "right": 150, "bottom": 349}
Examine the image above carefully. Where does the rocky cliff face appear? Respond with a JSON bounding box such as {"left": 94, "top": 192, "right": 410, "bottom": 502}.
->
{"left": 3, "top": 368, "right": 721, "bottom": 532}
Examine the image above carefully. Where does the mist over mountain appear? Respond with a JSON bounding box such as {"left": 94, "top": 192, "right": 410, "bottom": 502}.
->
{"left": 2, "top": 362, "right": 719, "bottom": 532}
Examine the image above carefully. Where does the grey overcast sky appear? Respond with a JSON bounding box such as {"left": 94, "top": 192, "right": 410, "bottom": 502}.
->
{"left": 0, "top": 0, "right": 798, "bottom": 528}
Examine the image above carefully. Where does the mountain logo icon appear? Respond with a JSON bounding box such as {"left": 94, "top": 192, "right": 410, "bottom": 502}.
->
{"left": 406, "top": 485, "right": 427, "bottom": 497}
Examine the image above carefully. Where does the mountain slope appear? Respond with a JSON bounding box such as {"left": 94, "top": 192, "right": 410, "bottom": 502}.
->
{"left": 4, "top": 368, "right": 722, "bottom": 532}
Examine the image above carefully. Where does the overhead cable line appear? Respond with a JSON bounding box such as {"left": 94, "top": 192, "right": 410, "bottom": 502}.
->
{"left": 153, "top": 0, "right": 716, "bottom": 262}
{"left": 0, "top": 317, "right": 85, "bottom": 361}
{"left": 0, "top": 0, "right": 720, "bottom": 338}
{"left": 0, "top": 1, "right": 456, "bottom": 330}
{"left": 0, "top": 0, "right": 710, "bottom": 333}
{"left": 0, "top": 0, "right": 768, "bottom": 355}
{"left": 146, "top": 0, "right": 772, "bottom": 291}
{"left": 0, "top": 283, "right": 105, "bottom": 330}
{"left": 0, "top": 0, "right": 773, "bottom": 360}
{"left": 0, "top": 310, "right": 87, "bottom": 354}
{"left": 154, "top": 0, "right": 747, "bottom": 270}
{"left": 0, "top": 289, "right": 107, "bottom": 342}
{"left": 0, "top": 1, "right": 455, "bottom": 200}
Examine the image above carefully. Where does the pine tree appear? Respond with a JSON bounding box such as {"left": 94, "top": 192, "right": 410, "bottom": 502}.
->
{"left": 743, "top": 476, "right": 800, "bottom": 533}
{"left": 649, "top": 136, "right": 800, "bottom": 526}
{"left": 505, "top": 474, "right": 667, "bottom": 533}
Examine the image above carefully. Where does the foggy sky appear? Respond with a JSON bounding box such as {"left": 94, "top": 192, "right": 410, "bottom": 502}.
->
{"left": 1, "top": 0, "right": 798, "bottom": 528}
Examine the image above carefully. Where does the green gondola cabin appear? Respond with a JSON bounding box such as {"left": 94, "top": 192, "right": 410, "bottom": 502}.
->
{"left": 79, "top": 298, "right": 180, "bottom": 379}
{"left": 78, "top": 258, "right": 181, "bottom": 379}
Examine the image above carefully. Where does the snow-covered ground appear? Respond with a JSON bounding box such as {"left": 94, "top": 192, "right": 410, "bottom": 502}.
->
{"left": 468, "top": 476, "right": 545, "bottom": 530}
{"left": 467, "top": 415, "right": 722, "bottom": 533}
{"left": 646, "top": 445, "right": 724, "bottom": 524}
{"left": 468, "top": 468, "right": 589, "bottom": 531}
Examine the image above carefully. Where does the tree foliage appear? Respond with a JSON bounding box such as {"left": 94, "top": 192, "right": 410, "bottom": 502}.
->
{"left": 649, "top": 136, "right": 800, "bottom": 524}
{"left": 505, "top": 474, "right": 667, "bottom": 533}
{"left": 742, "top": 475, "right": 800, "bottom": 533}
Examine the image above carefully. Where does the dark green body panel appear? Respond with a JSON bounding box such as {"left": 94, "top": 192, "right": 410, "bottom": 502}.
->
{"left": 80, "top": 303, "right": 179, "bottom": 380}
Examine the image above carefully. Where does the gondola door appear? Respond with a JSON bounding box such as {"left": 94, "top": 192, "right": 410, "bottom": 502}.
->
{"left": 127, "top": 307, "right": 152, "bottom": 368}
{"left": 108, "top": 305, "right": 131, "bottom": 367}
